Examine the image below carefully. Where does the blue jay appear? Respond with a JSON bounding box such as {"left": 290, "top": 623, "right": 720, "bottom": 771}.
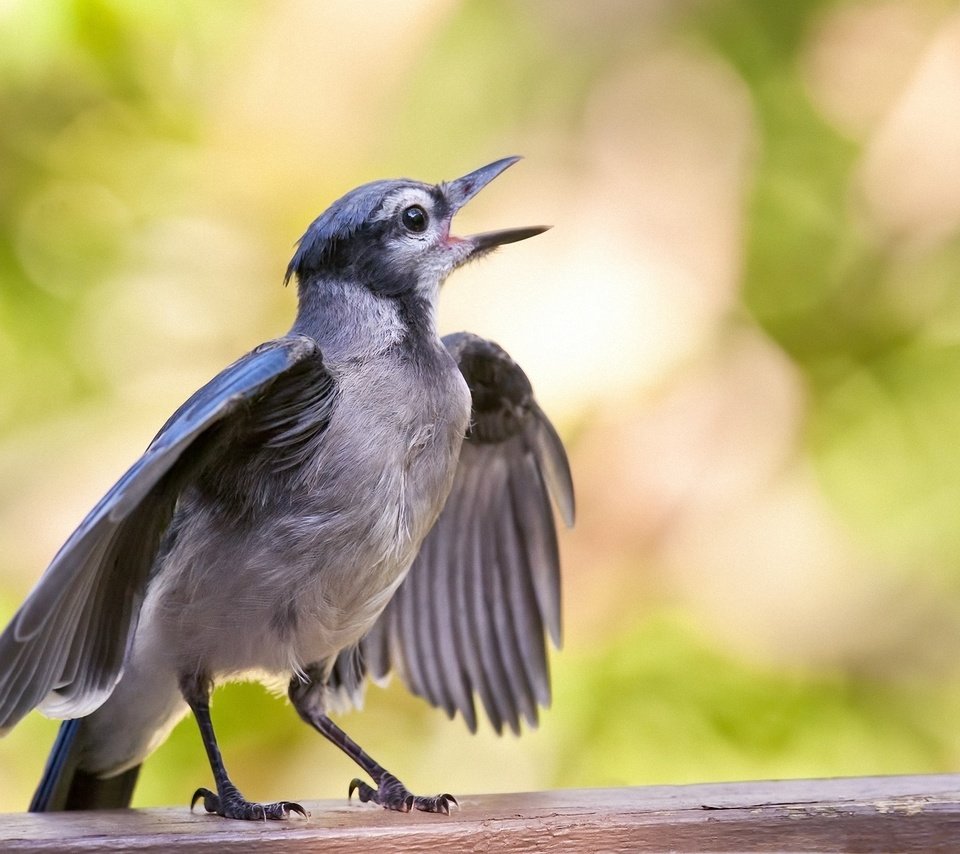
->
{"left": 0, "top": 157, "right": 574, "bottom": 820}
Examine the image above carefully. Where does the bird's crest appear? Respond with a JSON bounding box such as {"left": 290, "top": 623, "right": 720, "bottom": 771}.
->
{"left": 284, "top": 179, "right": 402, "bottom": 286}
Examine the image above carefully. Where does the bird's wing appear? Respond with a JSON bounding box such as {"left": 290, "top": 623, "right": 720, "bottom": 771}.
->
{"left": 0, "top": 335, "right": 334, "bottom": 732}
{"left": 329, "top": 332, "right": 574, "bottom": 734}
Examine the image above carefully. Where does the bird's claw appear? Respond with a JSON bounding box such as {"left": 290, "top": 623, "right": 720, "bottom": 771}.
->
{"left": 190, "top": 785, "right": 308, "bottom": 820}
{"left": 348, "top": 772, "right": 457, "bottom": 814}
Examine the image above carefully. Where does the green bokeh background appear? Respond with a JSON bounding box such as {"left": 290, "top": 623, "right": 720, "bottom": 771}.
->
{"left": 2, "top": 0, "right": 960, "bottom": 812}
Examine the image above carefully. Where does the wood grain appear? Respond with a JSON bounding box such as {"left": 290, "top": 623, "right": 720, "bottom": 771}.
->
{"left": 1, "top": 775, "right": 958, "bottom": 852}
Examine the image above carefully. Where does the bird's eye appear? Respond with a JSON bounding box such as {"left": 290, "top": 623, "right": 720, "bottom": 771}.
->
{"left": 401, "top": 205, "right": 428, "bottom": 233}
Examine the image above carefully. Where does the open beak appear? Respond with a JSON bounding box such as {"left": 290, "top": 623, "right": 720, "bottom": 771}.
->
{"left": 443, "top": 157, "right": 550, "bottom": 255}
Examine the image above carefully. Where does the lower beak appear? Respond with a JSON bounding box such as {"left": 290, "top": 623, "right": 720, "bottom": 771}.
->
{"left": 466, "top": 225, "right": 551, "bottom": 252}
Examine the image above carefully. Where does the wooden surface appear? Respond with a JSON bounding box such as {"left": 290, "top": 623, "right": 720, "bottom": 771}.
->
{"left": 1, "top": 775, "right": 959, "bottom": 852}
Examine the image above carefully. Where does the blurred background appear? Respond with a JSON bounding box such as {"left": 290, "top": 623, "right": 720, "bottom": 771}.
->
{"left": 3, "top": 0, "right": 960, "bottom": 812}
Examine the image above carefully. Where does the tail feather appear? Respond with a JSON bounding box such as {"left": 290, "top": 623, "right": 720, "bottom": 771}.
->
{"left": 30, "top": 719, "right": 140, "bottom": 811}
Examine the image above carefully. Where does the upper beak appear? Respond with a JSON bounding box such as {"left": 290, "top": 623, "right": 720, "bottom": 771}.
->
{"left": 444, "top": 156, "right": 551, "bottom": 253}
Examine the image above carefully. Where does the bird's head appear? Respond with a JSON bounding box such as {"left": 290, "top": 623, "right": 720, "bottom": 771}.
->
{"left": 285, "top": 157, "right": 548, "bottom": 298}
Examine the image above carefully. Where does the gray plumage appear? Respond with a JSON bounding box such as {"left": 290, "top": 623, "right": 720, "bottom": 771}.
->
{"left": 332, "top": 333, "right": 573, "bottom": 736}
{"left": 0, "top": 156, "right": 573, "bottom": 819}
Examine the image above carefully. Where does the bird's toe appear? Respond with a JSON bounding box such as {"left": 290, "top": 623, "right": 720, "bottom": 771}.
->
{"left": 190, "top": 785, "right": 308, "bottom": 821}
{"left": 348, "top": 772, "right": 455, "bottom": 814}
{"left": 412, "top": 793, "right": 458, "bottom": 814}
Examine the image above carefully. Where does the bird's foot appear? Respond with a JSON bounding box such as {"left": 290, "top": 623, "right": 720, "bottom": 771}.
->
{"left": 191, "top": 785, "right": 308, "bottom": 821}
{"left": 349, "top": 772, "right": 457, "bottom": 814}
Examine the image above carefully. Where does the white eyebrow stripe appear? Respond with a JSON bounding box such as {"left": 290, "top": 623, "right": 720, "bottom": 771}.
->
{"left": 377, "top": 187, "right": 437, "bottom": 220}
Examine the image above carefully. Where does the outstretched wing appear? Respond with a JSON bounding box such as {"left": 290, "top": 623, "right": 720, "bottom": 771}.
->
{"left": 329, "top": 332, "right": 574, "bottom": 734}
{"left": 0, "top": 335, "right": 334, "bottom": 733}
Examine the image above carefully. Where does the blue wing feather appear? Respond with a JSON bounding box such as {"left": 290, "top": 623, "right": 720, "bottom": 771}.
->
{"left": 0, "top": 335, "right": 329, "bottom": 733}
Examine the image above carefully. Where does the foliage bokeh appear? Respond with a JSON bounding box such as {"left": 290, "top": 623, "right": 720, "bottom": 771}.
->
{"left": 2, "top": 0, "right": 960, "bottom": 811}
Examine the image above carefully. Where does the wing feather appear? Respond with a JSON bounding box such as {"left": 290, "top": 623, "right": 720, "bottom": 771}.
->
{"left": 414, "top": 533, "right": 453, "bottom": 718}
{"left": 0, "top": 335, "right": 332, "bottom": 732}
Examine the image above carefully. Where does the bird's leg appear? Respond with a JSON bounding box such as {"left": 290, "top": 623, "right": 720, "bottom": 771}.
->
{"left": 289, "top": 670, "right": 457, "bottom": 814}
{"left": 181, "top": 673, "right": 307, "bottom": 821}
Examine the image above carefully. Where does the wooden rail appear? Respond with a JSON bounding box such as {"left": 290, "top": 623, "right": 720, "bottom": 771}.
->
{"left": 1, "top": 774, "right": 958, "bottom": 852}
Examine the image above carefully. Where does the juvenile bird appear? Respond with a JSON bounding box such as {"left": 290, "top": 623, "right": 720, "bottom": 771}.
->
{"left": 0, "top": 157, "right": 574, "bottom": 820}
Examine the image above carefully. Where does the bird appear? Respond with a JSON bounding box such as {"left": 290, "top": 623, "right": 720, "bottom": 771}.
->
{"left": 0, "top": 156, "right": 574, "bottom": 820}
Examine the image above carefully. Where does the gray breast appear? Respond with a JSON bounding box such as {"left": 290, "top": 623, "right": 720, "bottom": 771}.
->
{"left": 268, "top": 345, "right": 471, "bottom": 660}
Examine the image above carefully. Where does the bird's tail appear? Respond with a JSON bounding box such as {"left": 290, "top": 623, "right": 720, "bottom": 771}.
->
{"left": 29, "top": 719, "right": 140, "bottom": 811}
